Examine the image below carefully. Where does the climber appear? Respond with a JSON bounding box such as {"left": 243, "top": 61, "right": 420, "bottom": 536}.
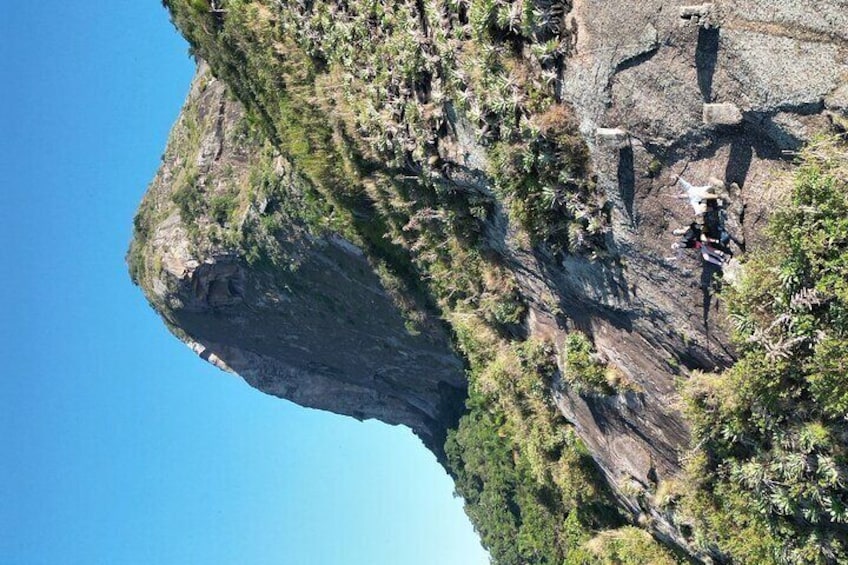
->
{"left": 699, "top": 239, "right": 731, "bottom": 266}
{"left": 671, "top": 222, "right": 702, "bottom": 249}
{"left": 666, "top": 173, "right": 736, "bottom": 264}
{"left": 669, "top": 222, "right": 731, "bottom": 266}
{"left": 701, "top": 198, "right": 733, "bottom": 254}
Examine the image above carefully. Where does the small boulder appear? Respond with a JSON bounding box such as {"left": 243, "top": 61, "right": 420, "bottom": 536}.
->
{"left": 679, "top": 3, "right": 715, "bottom": 29}
{"left": 702, "top": 103, "right": 743, "bottom": 126}
{"left": 595, "top": 127, "right": 631, "bottom": 149}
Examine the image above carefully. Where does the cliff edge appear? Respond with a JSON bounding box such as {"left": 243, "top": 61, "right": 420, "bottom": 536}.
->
{"left": 130, "top": 0, "right": 848, "bottom": 561}
{"left": 129, "top": 66, "right": 466, "bottom": 456}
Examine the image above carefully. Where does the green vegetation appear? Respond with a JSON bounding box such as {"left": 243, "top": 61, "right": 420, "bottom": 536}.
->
{"left": 676, "top": 135, "right": 848, "bottom": 563}
{"left": 128, "top": 90, "right": 206, "bottom": 286}
{"left": 126, "top": 74, "right": 339, "bottom": 295}
{"left": 209, "top": 189, "right": 238, "bottom": 225}
{"left": 562, "top": 332, "right": 615, "bottom": 395}
{"left": 491, "top": 106, "right": 604, "bottom": 255}
{"left": 446, "top": 319, "right": 625, "bottom": 564}
{"left": 238, "top": 144, "right": 334, "bottom": 271}
{"left": 578, "top": 527, "right": 679, "bottom": 565}
{"left": 646, "top": 158, "right": 662, "bottom": 178}
{"left": 161, "top": 0, "right": 607, "bottom": 265}
{"left": 171, "top": 169, "right": 203, "bottom": 226}
{"left": 127, "top": 207, "right": 152, "bottom": 285}
{"left": 446, "top": 314, "right": 675, "bottom": 563}
{"left": 157, "top": 0, "right": 609, "bottom": 359}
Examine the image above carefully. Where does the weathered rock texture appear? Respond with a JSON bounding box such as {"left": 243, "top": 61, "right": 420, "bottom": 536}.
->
{"left": 132, "top": 0, "right": 847, "bottom": 558}
{"left": 130, "top": 68, "right": 466, "bottom": 456}
{"left": 552, "top": 0, "right": 846, "bottom": 492}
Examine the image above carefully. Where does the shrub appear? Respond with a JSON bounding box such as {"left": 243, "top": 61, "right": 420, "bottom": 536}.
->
{"left": 171, "top": 170, "right": 203, "bottom": 225}
{"left": 679, "top": 136, "right": 848, "bottom": 563}
{"left": 579, "top": 527, "right": 679, "bottom": 565}
{"left": 209, "top": 191, "right": 238, "bottom": 225}
{"left": 446, "top": 330, "right": 624, "bottom": 564}
{"left": 490, "top": 105, "right": 600, "bottom": 255}
{"left": 562, "top": 332, "right": 615, "bottom": 395}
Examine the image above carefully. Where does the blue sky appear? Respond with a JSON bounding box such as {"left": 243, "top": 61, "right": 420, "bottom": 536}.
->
{"left": 0, "top": 3, "right": 487, "bottom": 564}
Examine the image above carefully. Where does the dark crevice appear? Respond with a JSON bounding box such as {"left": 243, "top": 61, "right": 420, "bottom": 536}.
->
{"left": 613, "top": 45, "right": 660, "bottom": 76}
{"left": 772, "top": 99, "right": 826, "bottom": 116}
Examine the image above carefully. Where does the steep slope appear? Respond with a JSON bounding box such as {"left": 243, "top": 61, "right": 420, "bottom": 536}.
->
{"left": 130, "top": 0, "right": 848, "bottom": 562}
{"left": 128, "top": 66, "right": 466, "bottom": 455}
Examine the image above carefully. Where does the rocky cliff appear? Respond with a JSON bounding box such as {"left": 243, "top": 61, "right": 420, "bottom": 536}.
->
{"left": 129, "top": 66, "right": 466, "bottom": 455}
{"left": 131, "top": 0, "right": 848, "bottom": 561}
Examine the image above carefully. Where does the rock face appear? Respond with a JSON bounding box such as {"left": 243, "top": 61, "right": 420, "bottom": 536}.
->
{"left": 130, "top": 68, "right": 466, "bottom": 457}
{"left": 515, "top": 0, "right": 846, "bottom": 544}
{"left": 132, "top": 0, "right": 847, "bottom": 558}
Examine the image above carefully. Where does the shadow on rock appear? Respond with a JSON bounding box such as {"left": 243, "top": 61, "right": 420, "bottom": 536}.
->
{"left": 696, "top": 27, "right": 720, "bottom": 101}
{"left": 700, "top": 260, "right": 723, "bottom": 350}
{"left": 618, "top": 144, "right": 636, "bottom": 226}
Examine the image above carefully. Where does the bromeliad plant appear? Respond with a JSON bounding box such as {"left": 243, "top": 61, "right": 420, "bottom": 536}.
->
{"left": 679, "top": 135, "right": 848, "bottom": 564}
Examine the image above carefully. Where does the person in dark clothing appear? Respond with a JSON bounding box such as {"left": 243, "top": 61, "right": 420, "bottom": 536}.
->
{"left": 672, "top": 222, "right": 703, "bottom": 249}
{"left": 670, "top": 221, "right": 731, "bottom": 266}
{"left": 701, "top": 199, "right": 733, "bottom": 256}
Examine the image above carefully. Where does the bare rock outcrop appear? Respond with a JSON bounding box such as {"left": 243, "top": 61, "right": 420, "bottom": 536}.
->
{"left": 130, "top": 69, "right": 466, "bottom": 457}
{"left": 547, "top": 0, "right": 846, "bottom": 515}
